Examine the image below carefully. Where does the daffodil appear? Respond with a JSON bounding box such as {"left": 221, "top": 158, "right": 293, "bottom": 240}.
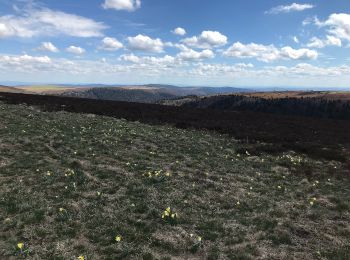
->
{"left": 17, "top": 243, "right": 24, "bottom": 250}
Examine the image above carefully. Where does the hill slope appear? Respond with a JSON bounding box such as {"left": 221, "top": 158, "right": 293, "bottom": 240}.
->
{"left": 59, "top": 87, "right": 177, "bottom": 103}
{"left": 0, "top": 100, "right": 349, "bottom": 259}
{"left": 162, "top": 93, "right": 350, "bottom": 120}
{"left": 0, "top": 85, "right": 27, "bottom": 93}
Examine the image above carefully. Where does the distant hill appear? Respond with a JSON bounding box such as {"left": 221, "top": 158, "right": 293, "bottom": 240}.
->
{"left": 163, "top": 92, "right": 350, "bottom": 120}
{"left": 57, "top": 86, "right": 177, "bottom": 103}
{"left": 0, "top": 85, "right": 27, "bottom": 93}
{"left": 53, "top": 85, "right": 251, "bottom": 103}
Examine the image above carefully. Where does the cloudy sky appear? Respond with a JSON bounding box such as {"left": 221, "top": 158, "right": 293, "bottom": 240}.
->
{"left": 0, "top": 0, "right": 350, "bottom": 88}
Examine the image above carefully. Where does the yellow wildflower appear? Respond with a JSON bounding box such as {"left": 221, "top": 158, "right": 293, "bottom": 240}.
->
{"left": 77, "top": 256, "right": 84, "bottom": 260}
{"left": 115, "top": 235, "right": 122, "bottom": 242}
{"left": 59, "top": 208, "right": 65, "bottom": 212}
{"left": 197, "top": 236, "right": 202, "bottom": 242}
{"left": 17, "top": 243, "right": 24, "bottom": 249}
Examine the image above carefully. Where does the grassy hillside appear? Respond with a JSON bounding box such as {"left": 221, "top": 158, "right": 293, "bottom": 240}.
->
{"left": 0, "top": 101, "right": 349, "bottom": 259}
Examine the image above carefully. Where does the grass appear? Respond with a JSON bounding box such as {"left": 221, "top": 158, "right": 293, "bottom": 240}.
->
{"left": 0, "top": 101, "right": 349, "bottom": 259}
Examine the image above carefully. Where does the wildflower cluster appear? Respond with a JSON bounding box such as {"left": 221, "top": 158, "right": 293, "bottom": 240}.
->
{"left": 161, "top": 207, "right": 178, "bottom": 224}
{"left": 64, "top": 169, "right": 75, "bottom": 177}
{"left": 309, "top": 197, "right": 317, "bottom": 206}
{"left": 143, "top": 170, "right": 171, "bottom": 183}
{"left": 278, "top": 153, "right": 305, "bottom": 165}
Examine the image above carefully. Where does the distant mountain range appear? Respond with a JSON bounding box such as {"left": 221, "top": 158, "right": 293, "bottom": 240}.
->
{"left": 0, "top": 84, "right": 252, "bottom": 103}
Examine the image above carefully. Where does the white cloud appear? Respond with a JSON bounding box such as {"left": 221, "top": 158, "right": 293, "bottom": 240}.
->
{"left": 0, "top": 7, "right": 106, "bottom": 38}
{"left": 100, "top": 37, "right": 123, "bottom": 51}
{"left": 262, "top": 63, "right": 350, "bottom": 77}
{"left": 37, "top": 42, "right": 59, "bottom": 52}
{"left": 182, "top": 30, "right": 228, "bottom": 49}
{"left": 293, "top": 36, "right": 300, "bottom": 43}
{"left": 307, "top": 35, "right": 342, "bottom": 48}
{"left": 172, "top": 27, "right": 186, "bottom": 36}
{"left": 316, "top": 13, "right": 350, "bottom": 42}
{"left": 177, "top": 48, "right": 214, "bottom": 61}
{"left": 190, "top": 63, "right": 254, "bottom": 76}
{"left": 102, "top": 0, "right": 141, "bottom": 11}
{"left": 120, "top": 53, "right": 140, "bottom": 63}
{"left": 0, "top": 54, "right": 51, "bottom": 72}
{"left": 127, "top": 34, "right": 164, "bottom": 53}
{"left": 120, "top": 54, "right": 176, "bottom": 66}
{"left": 1, "top": 53, "right": 350, "bottom": 87}
{"left": 224, "top": 42, "right": 318, "bottom": 62}
{"left": 66, "top": 46, "right": 85, "bottom": 55}
{"left": 266, "top": 3, "right": 314, "bottom": 14}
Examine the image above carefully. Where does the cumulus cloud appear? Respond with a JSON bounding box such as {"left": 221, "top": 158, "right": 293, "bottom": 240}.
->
{"left": 100, "top": 37, "right": 123, "bottom": 51}
{"left": 66, "top": 46, "right": 85, "bottom": 55}
{"left": 307, "top": 35, "right": 342, "bottom": 48}
{"left": 263, "top": 63, "right": 350, "bottom": 77}
{"left": 224, "top": 42, "right": 318, "bottom": 62}
{"left": 0, "top": 7, "right": 106, "bottom": 38}
{"left": 37, "top": 42, "right": 59, "bottom": 52}
{"left": 0, "top": 54, "right": 52, "bottom": 72}
{"left": 315, "top": 13, "right": 350, "bottom": 42}
{"left": 190, "top": 63, "right": 254, "bottom": 76}
{"left": 266, "top": 3, "right": 314, "bottom": 14}
{"left": 102, "top": 0, "right": 141, "bottom": 11}
{"left": 120, "top": 54, "right": 176, "bottom": 66}
{"left": 172, "top": 27, "right": 186, "bottom": 36}
{"left": 177, "top": 48, "right": 215, "bottom": 61}
{"left": 127, "top": 34, "right": 164, "bottom": 53}
{"left": 182, "top": 30, "right": 228, "bottom": 49}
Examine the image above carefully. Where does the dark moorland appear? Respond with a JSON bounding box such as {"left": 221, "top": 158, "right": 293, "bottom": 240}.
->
{"left": 1, "top": 92, "right": 350, "bottom": 165}
{"left": 160, "top": 94, "right": 350, "bottom": 120}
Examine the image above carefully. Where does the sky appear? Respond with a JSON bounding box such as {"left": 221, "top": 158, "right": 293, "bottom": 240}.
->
{"left": 0, "top": 0, "right": 350, "bottom": 88}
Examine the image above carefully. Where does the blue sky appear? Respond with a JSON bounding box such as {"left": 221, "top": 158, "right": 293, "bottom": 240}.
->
{"left": 0, "top": 0, "right": 350, "bottom": 88}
